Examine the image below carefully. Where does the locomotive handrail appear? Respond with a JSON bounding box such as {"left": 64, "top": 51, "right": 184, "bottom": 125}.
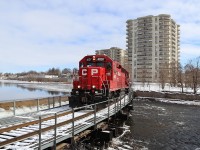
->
{"left": 92, "top": 76, "right": 107, "bottom": 97}
{"left": 73, "top": 92, "right": 130, "bottom": 111}
{"left": 105, "top": 74, "right": 109, "bottom": 92}
{"left": 79, "top": 75, "right": 108, "bottom": 97}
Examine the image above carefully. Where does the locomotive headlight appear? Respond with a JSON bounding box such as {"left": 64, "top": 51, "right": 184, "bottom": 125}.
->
{"left": 92, "top": 85, "right": 96, "bottom": 89}
{"left": 78, "top": 85, "right": 81, "bottom": 88}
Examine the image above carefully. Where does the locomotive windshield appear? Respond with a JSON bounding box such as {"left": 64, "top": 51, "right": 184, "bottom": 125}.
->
{"left": 87, "top": 62, "right": 104, "bottom": 67}
{"left": 87, "top": 62, "right": 95, "bottom": 67}
{"left": 96, "top": 62, "right": 104, "bottom": 67}
{"left": 79, "top": 56, "right": 112, "bottom": 69}
{"left": 80, "top": 63, "right": 84, "bottom": 67}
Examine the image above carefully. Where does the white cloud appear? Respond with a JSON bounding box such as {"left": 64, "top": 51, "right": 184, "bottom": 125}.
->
{"left": 0, "top": 0, "right": 200, "bottom": 73}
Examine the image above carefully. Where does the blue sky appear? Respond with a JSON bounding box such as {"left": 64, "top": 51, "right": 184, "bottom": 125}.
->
{"left": 0, "top": 0, "right": 200, "bottom": 73}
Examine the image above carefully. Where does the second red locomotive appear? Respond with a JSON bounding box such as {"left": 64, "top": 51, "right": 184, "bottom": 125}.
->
{"left": 69, "top": 54, "right": 129, "bottom": 107}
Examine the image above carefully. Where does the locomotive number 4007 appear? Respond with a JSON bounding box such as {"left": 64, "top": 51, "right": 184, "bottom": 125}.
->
{"left": 82, "top": 69, "right": 98, "bottom": 75}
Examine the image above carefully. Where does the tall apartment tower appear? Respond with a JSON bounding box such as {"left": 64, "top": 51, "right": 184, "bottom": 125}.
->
{"left": 127, "top": 14, "right": 180, "bottom": 82}
{"left": 95, "top": 47, "right": 128, "bottom": 68}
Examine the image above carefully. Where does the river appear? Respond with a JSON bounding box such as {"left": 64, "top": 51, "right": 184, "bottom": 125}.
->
{"left": 114, "top": 99, "right": 200, "bottom": 150}
{"left": 0, "top": 80, "right": 70, "bottom": 101}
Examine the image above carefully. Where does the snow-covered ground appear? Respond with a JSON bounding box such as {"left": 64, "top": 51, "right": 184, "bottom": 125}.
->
{"left": 132, "top": 82, "right": 198, "bottom": 93}
{"left": 158, "top": 98, "right": 200, "bottom": 106}
{"left": 0, "top": 79, "right": 33, "bottom": 84}
{"left": 132, "top": 82, "right": 200, "bottom": 107}
{"left": 18, "top": 82, "right": 72, "bottom": 93}
{"left": 136, "top": 97, "right": 200, "bottom": 106}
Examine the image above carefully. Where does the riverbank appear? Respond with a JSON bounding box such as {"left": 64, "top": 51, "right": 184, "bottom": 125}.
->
{"left": 135, "top": 90, "right": 200, "bottom": 100}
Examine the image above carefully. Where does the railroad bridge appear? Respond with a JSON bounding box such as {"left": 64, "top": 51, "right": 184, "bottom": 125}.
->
{"left": 0, "top": 91, "right": 134, "bottom": 149}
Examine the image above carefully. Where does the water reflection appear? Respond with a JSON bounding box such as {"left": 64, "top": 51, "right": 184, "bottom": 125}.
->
{"left": 15, "top": 83, "right": 68, "bottom": 95}
{"left": 17, "top": 84, "right": 40, "bottom": 92}
{"left": 0, "top": 82, "right": 16, "bottom": 87}
{"left": 0, "top": 80, "right": 69, "bottom": 101}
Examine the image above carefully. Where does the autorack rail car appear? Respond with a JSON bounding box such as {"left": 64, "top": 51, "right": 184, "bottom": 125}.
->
{"left": 69, "top": 54, "right": 129, "bottom": 107}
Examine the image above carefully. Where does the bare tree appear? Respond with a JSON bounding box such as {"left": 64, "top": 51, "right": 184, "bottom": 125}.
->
{"left": 72, "top": 68, "right": 79, "bottom": 80}
{"left": 184, "top": 57, "right": 200, "bottom": 94}
{"left": 177, "top": 63, "right": 184, "bottom": 93}
{"left": 184, "top": 65, "right": 192, "bottom": 88}
{"left": 141, "top": 68, "right": 147, "bottom": 87}
{"left": 159, "top": 62, "right": 169, "bottom": 90}
{"left": 62, "top": 68, "right": 72, "bottom": 74}
{"left": 169, "top": 61, "right": 178, "bottom": 87}
{"left": 47, "top": 68, "right": 61, "bottom": 76}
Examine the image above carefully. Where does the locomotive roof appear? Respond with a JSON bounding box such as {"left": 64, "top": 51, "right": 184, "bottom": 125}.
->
{"left": 80, "top": 54, "right": 113, "bottom": 62}
{"left": 80, "top": 54, "right": 128, "bottom": 74}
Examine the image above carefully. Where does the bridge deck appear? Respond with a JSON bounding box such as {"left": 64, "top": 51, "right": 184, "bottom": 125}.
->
{"left": 0, "top": 93, "right": 133, "bottom": 149}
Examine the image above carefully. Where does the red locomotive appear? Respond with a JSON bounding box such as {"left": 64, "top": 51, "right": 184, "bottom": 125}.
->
{"left": 69, "top": 54, "right": 129, "bottom": 107}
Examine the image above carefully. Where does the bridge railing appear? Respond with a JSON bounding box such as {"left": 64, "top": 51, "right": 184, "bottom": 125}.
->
{"left": 0, "top": 95, "right": 69, "bottom": 118}
{"left": 35, "top": 91, "right": 134, "bottom": 149}
{"left": 0, "top": 91, "right": 134, "bottom": 149}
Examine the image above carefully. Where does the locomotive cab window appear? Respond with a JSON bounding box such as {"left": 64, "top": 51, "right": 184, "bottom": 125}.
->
{"left": 96, "top": 62, "right": 104, "bottom": 67}
{"left": 106, "top": 62, "right": 112, "bottom": 70}
{"left": 79, "top": 63, "right": 84, "bottom": 68}
{"left": 87, "top": 62, "right": 95, "bottom": 67}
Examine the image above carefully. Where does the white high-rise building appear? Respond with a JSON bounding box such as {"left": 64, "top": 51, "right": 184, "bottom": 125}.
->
{"left": 126, "top": 14, "right": 180, "bottom": 82}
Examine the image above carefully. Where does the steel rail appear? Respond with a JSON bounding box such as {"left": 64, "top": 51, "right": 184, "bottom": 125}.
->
{"left": 0, "top": 110, "right": 72, "bottom": 134}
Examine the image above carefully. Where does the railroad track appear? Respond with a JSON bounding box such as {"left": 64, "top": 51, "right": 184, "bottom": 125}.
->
{"left": 0, "top": 94, "right": 132, "bottom": 149}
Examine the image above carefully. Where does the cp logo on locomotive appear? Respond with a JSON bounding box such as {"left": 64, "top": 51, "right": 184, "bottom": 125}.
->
{"left": 82, "top": 69, "right": 98, "bottom": 75}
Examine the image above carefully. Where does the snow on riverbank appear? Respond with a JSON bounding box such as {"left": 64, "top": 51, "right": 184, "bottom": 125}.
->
{"left": 156, "top": 98, "right": 200, "bottom": 106}
{"left": 136, "top": 97, "right": 200, "bottom": 106}
{"left": 0, "top": 79, "right": 31, "bottom": 84}
{"left": 18, "top": 83, "right": 72, "bottom": 93}
{"left": 133, "top": 82, "right": 200, "bottom": 106}
{"left": 132, "top": 82, "right": 199, "bottom": 93}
